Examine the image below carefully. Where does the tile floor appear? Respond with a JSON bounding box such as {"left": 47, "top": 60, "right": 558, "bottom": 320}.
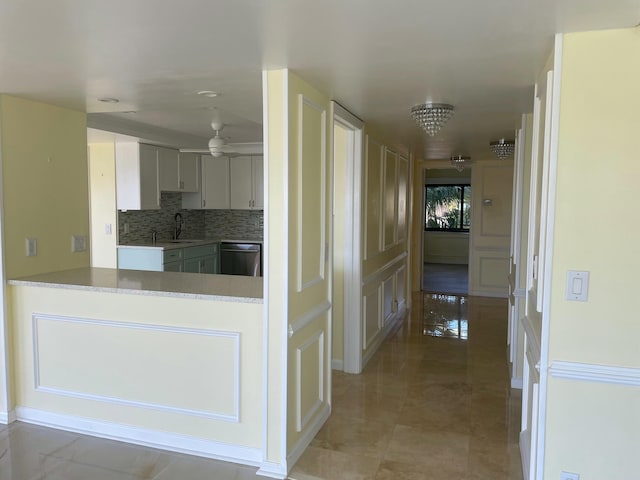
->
{"left": 289, "top": 293, "right": 523, "bottom": 480}
{"left": 0, "top": 292, "right": 522, "bottom": 480}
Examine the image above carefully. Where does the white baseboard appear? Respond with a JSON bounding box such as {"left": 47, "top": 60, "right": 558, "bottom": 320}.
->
{"left": 511, "top": 377, "right": 523, "bottom": 389}
{"left": 256, "top": 461, "right": 288, "bottom": 479}
{"left": 0, "top": 409, "right": 16, "bottom": 424}
{"left": 285, "top": 403, "right": 331, "bottom": 475}
{"left": 331, "top": 359, "right": 344, "bottom": 371}
{"left": 15, "top": 407, "right": 261, "bottom": 466}
{"left": 362, "top": 307, "right": 405, "bottom": 368}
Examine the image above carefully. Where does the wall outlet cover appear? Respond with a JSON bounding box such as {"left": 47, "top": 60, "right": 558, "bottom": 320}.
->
{"left": 72, "top": 235, "right": 87, "bottom": 253}
{"left": 25, "top": 238, "right": 37, "bottom": 257}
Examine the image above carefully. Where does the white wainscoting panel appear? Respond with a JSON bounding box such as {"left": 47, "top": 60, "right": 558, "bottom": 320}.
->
{"left": 32, "top": 313, "right": 240, "bottom": 422}
{"left": 382, "top": 276, "right": 394, "bottom": 326}
{"left": 296, "top": 94, "right": 326, "bottom": 292}
{"left": 295, "top": 331, "right": 325, "bottom": 432}
{"left": 383, "top": 148, "right": 398, "bottom": 250}
{"left": 363, "top": 285, "right": 382, "bottom": 350}
{"left": 364, "top": 135, "right": 383, "bottom": 261}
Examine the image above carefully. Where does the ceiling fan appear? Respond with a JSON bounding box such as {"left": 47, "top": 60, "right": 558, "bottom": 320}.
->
{"left": 207, "top": 122, "right": 238, "bottom": 157}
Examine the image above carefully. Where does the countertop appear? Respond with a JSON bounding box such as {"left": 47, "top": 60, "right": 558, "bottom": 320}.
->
{"left": 8, "top": 267, "right": 263, "bottom": 303}
{"left": 117, "top": 238, "right": 263, "bottom": 251}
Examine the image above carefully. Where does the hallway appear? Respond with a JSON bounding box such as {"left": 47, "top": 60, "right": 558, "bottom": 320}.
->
{"left": 0, "top": 293, "right": 521, "bottom": 479}
{"left": 290, "top": 293, "right": 522, "bottom": 479}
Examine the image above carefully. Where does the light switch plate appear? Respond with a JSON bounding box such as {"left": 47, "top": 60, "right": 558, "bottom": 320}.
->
{"left": 25, "top": 238, "right": 37, "bottom": 257}
{"left": 566, "top": 270, "right": 589, "bottom": 301}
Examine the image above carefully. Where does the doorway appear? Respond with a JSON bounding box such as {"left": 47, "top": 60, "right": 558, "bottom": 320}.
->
{"left": 422, "top": 167, "right": 471, "bottom": 295}
{"left": 330, "top": 103, "right": 363, "bottom": 375}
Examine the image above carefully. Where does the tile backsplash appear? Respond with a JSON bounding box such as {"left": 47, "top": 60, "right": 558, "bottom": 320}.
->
{"left": 204, "top": 210, "right": 264, "bottom": 240}
{"left": 118, "top": 193, "right": 263, "bottom": 244}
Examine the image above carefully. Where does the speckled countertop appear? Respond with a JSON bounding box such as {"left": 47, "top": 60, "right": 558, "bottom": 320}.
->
{"left": 8, "top": 267, "right": 263, "bottom": 303}
{"left": 117, "top": 238, "right": 263, "bottom": 250}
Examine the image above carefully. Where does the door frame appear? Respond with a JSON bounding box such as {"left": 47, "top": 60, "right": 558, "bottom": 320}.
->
{"left": 330, "top": 102, "right": 364, "bottom": 375}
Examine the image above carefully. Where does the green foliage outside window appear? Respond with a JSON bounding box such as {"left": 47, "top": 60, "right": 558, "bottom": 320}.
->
{"left": 425, "top": 185, "right": 471, "bottom": 231}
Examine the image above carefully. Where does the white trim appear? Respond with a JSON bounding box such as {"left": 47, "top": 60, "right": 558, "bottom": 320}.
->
{"left": 362, "top": 252, "right": 407, "bottom": 286}
{"left": 522, "top": 314, "right": 541, "bottom": 368}
{"left": 511, "top": 377, "right": 523, "bottom": 389}
{"left": 513, "top": 288, "right": 526, "bottom": 298}
{"left": 286, "top": 403, "right": 330, "bottom": 474}
{"left": 520, "top": 429, "right": 531, "bottom": 480}
{"left": 296, "top": 95, "right": 327, "bottom": 292}
{"left": 0, "top": 99, "right": 12, "bottom": 424}
{"left": 331, "top": 102, "right": 364, "bottom": 376}
{"left": 32, "top": 313, "right": 241, "bottom": 422}
{"left": 535, "top": 34, "right": 563, "bottom": 480}
{"left": 257, "top": 461, "right": 288, "bottom": 479}
{"left": 295, "top": 331, "right": 324, "bottom": 432}
{"left": 0, "top": 410, "right": 16, "bottom": 424}
{"left": 362, "top": 306, "right": 405, "bottom": 368}
{"left": 15, "top": 406, "right": 262, "bottom": 465}
{"left": 288, "top": 301, "right": 331, "bottom": 338}
{"left": 549, "top": 362, "right": 640, "bottom": 387}
{"left": 331, "top": 359, "right": 344, "bottom": 371}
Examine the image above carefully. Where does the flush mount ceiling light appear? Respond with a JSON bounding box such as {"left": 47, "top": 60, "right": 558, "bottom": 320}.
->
{"left": 489, "top": 138, "right": 515, "bottom": 160}
{"left": 450, "top": 155, "right": 472, "bottom": 172}
{"left": 410, "top": 102, "right": 455, "bottom": 136}
{"left": 98, "top": 97, "right": 119, "bottom": 103}
{"left": 197, "top": 90, "right": 220, "bottom": 98}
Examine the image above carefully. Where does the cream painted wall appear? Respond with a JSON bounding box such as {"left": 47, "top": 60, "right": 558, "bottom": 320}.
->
{"left": 543, "top": 28, "right": 640, "bottom": 480}
{"left": 9, "top": 284, "right": 263, "bottom": 449}
{"left": 423, "top": 232, "right": 469, "bottom": 264}
{"left": 332, "top": 124, "right": 348, "bottom": 364}
{"left": 88, "top": 143, "right": 118, "bottom": 268}
{"left": 0, "top": 95, "right": 90, "bottom": 278}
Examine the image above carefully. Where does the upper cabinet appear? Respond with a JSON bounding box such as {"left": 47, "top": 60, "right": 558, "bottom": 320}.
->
{"left": 230, "top": 155, "right": 263, "bottom": 210}
{"left": 182, "top": 156, "right": 230, "bottom": 209}
{"left": 158, "top": 148, "right": 200, "bottom": 193}
{"left": 179, "top": 152, "right": 199, "bottom": 192}
{"left": 115, "top": 143, "right": 160, "bottom": 210}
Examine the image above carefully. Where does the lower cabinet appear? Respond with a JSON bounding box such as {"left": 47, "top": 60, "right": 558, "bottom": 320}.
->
{"left": 118, "top": 243, "right": 219, "bottom": 274}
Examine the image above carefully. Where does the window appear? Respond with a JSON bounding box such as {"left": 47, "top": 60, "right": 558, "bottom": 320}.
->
{"left": 425, "top": 184, "right": 471, "bottom": 231}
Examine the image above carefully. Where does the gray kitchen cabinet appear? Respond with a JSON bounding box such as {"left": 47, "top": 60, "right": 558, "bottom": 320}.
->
{"left": 115, "top": 143, "right": 160, "bottom": 210}
{"left": 179, "top": 152, "right": 200, "bottom": 192}
{"left": 163, "top": 259, "right": 184, "bottom": 272}
{"left": 158, "top": 146, "right": 180, "bottom": 191}
{"left": 182, "top": 155, "right": 230, "bottom": 209}
{"left": 118, "top": 242, "right": 219, "bottom": 274}
{"left": 159, "top": 148, "right": 200, "bottom": 193}
{"left": 230, "top": 155, "right": 263, "bottom": 210}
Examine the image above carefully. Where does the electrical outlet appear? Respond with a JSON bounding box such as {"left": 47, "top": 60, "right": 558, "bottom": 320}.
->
{"left": 560, "top": 471, "right": 579, "bottom": 480}
{"left": 104, "top": 223, "right": 112, "bottom": 235}
{"left": 72, "top": 235, "right": 87, "bottom": 253}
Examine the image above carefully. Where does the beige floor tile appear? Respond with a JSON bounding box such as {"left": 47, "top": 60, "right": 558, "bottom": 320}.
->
{"left": 289, "top": 446, "right": 380, "bottom": 480}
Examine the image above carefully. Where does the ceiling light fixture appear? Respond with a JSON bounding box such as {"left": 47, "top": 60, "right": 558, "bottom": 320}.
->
{"left": 450, "top": 155, "right": 472, "bottom": 172}
{"left": 489, "top": 138, "right": 515, "bottom": 160}
{"left": 197, "top": 90, "right": 220, "bottom": 98}
{"left": 410, "top": 102, "right": 455, "bottom": 136}
{"left": 98, "top": 97, "right": 119, "bottom": 104}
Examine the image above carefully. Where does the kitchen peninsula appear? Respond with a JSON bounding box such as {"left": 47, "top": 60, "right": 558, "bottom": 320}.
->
{"left": 7, "top": 267, "right": 265, "bottom": 466}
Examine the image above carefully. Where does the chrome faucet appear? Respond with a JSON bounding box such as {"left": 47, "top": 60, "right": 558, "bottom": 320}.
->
{"left": 173, "top": 213, "right": 183, "bottom": 240}
{"left": 151, "top": 230, "right": 158, "bottom": 244}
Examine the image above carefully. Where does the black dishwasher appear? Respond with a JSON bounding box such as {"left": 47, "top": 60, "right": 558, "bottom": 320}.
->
{"left": 219, "top": 242, "right": 262, "bottom": 276}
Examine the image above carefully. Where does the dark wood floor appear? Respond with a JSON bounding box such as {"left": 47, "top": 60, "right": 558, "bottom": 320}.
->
{"left": 423, "top": 262, "right": 469, "bottom": 295}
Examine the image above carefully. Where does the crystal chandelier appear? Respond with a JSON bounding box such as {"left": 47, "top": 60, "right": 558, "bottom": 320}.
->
{"left": 489, "top": 138, "right": 515, "bottom": 160}
{"left": 450, "top": 155, "right": 471, "bottom": 172}
{"left": 410, "top": 103, "right": 455, "bottom": 136}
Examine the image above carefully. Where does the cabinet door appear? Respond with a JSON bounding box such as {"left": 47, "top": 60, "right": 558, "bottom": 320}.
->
{"left": 158, "top": 146, "right": 180, "bottom": 192}
{"left": 230, "top": 156, "right": 253, "bottom": 209}
{"left": 183, "top": 257, "right": 201, "bottom": 273}
{"left": 252, "top": 155, "right": 264, "bottom": 209}
{"left": 202, "top": 156, "right": 231, "bottom": 209}
{"left": 163, "top": 260, "right": 183, "bottom": 272}
{"left": 201, "top": 255, "right": 217, "bottom": 274}
{"left": 179, "top": 152, "right": 199, "bottom": 192}
{"left": 139, "top": 144, "right": 160, "bottom": 210}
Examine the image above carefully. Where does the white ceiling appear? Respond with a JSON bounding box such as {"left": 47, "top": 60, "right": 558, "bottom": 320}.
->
{"left": 0, "top": 0, "right": 638, "bottom": 158}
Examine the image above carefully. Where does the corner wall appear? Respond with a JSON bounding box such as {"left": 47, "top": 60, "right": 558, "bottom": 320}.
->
{"left": 1, "top": 95, "right": 89, "bottom": 278}
{"left": 543, "top": 28, "right": 640, "bottom": 480}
